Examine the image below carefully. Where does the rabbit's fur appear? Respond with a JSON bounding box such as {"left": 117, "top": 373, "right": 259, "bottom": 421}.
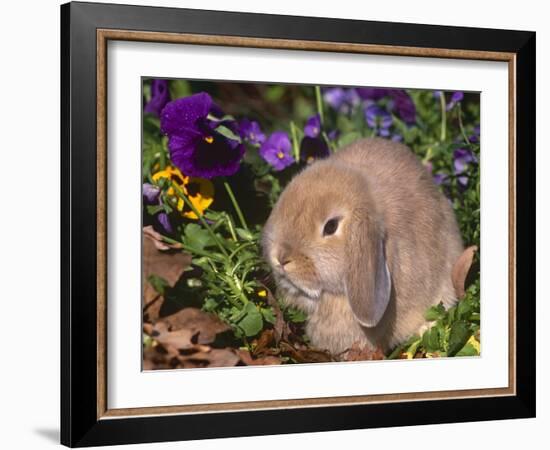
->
{"left": 262, "top": 138, "right": 463, "bottom": 355}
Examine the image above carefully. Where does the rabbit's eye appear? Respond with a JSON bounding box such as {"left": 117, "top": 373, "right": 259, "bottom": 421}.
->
{"left": 323, "top": 217, "right": 340, "bottom": 236}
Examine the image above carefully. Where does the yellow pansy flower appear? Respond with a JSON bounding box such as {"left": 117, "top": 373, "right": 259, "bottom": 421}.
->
{"left": 152, "top": 166, "right": 214, "bottom": 220}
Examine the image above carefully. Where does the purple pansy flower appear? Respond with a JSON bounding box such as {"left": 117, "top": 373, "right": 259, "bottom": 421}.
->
{"left": 434, "top": 90, "right": 465, "bottom": 111}
{"left": 323, "top": 87, "right": 346, "bottom": 110}
{"left": 260, "top": 131, "right": 294, "bottom": 171}
{"left": 356, "top": 88, "right": 389, "bottom": 102}
{"left": 357, "top": 88, "right": 416, "bottom": 124}
{"left": 144, "top": 79, "right": 170, "bottom": 117}
{"left": 453, "top": 148, "right": 477, "bottom": 187}
{"left": 323, "top": 88, "right": 360, "bottom": 114}
{"left": 143, "top": 183, "right": 173, "bottom": 234}
{"left": 469, "top": 124, "right": 480, "bottom": 143}
{"left": 433, "top": 173, "right": 449, "bottom": 186}
{"left": 157, "top": 212, "right": 173, "bottom": 234}
{"left": 446, "top": 91, "right": 464, "bottom": 111}
{"left": 389, "top": 90, "right": 416, "bottom": 124}
{"left": 160, "top": 92, "right": 245, "bottom": 179}
{"left": 327, "top": 129, "right": 340, "bottom": 141}
{"left": 304, "top": 114, "right": 321, "bottom": 138}
{"left": 239, "top": 118, "right": 266, "bottom": 146}
{"left": 143, "top": 183, "right": 160, "bottom": 203}
{"left": 365, "top": 104, "right": 393, "bottom": 137}
{"left": 300, "top": 136, "right": 330, "bottom": 164}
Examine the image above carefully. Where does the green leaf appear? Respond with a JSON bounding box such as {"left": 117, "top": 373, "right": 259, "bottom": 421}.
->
{"left": 202, "top": 298, "right": 218, "bottom": 312}
{"left": 214, "top": 124, "right": 242, "bottom": 143}
{"left": 447, "top": 321, "right": 472, "bottom": 356}
{"left": 455, "top": 343, "right": 479, "bottom": 357}
{"left": 285, "top": 307, "right": 307, "bottom": 323}
{"left": 265, "top": 85, "right": 285, "bottom": 102}
{"left": 183, "top": 223, "right": 215, "bottom": 251}
{"left": 261, "top": 307, "right": 276, "bottom": 324}
{"left": 236, "top": 303, "right": 263, "bottom": 337}
{"left": 169, "top": 79, "right": 191, "bottom": 99}
{"left": 235, "top": 227, "right": 254, "bottom": 241}
{"left": 457, "top": 298, "right": 473, "bottom": 320}
{"left": 147, "top": 274, "right": 168, "bottom": 295}
{"left": 146, "top": 204, "right": 165, "bottom": 216}
{"left": 143, "top": 114, "right": 161, "bottom": 134}
{"left": 425, "top": 303, "right": 446, "bottom": 321}
{"left": 421, "top": 327, "right": 441, "bottom": 352}
{"left": 337, "top": 131, "right": 362, "bottom": 149}
{"left": 404, "top": 338, "right": 422, "bottom": 359}
{"left": 387, "top": 335, "right": 420, "bottom": 359}
{"left": 446, "top": 306, "right": 457, "bottom": 326}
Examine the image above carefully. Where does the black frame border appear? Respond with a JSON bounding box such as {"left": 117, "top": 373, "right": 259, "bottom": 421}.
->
{"left": 61, "top": 2, "right": 535, "bottom": 447}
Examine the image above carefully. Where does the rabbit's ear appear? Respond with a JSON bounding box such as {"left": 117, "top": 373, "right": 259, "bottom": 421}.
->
{"left": 345, "top": 213, "right": 391, "bottom": 328}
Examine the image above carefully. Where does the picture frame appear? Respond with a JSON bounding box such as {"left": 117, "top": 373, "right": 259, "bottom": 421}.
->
{"left": 60, "top": 1, "right": 536, "bottom": 447}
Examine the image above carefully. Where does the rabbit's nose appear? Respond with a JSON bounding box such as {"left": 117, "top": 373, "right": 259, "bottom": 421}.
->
{"left": 277, "top": 256, "right": 292, "bottom": 269}
{"left": 275, "top": 248, "right": 292, "bottom": 269}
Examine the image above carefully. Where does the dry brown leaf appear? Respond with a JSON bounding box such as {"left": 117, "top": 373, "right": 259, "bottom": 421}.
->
{"left": 142, "top": 229, "right": 191, "bottom": 321}
{"left": 146, "top": 321, "right": 196, "bottom": 351}
{"left": 265, "top": 288, "right": 286, "bottom": 343}
{"left": 143, "top": 308, "right": 239, "bottom": 368}
{"left": 143, "top": 225, "right": 182, "bottom": 250}
{"left": 143, "top": 231, "right": 191, "bottom": 286}
{"left": 143, "top": 346, "right": 173, "bottom": 370}
{"left": 279, "top": 341, "right": 334, "bottom": 363}
{"left": 177, "top": 348, "right": 240, "bottom": 368}
{"left": 235, "top": 349, "right": 282, "bottom": 366}
{"left": 158, "top": 308, "right": 230, "bottom": 345}
{"left": 253, "top": 329, "right": 275, "bottom": 356}
{"left": 341, "top": 342, "right": 385, "bottom": 361}
{"left": 452, "top": 245, "right": 478, "bottom": 298}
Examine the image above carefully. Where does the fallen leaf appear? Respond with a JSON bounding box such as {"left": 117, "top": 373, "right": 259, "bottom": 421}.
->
{"left": 143, "top": 225, "right": 182, "bottom": 250}
{"left": 158, "top": 308, "right": 230, "bottom": 344}
{"left": 145, "top": 321, "right": 196, "bottom": 352}
{"left": 142, "top": 229, "right": 191, "bottom": 321}
{"left": 452, "top": 245, "right": 477, "bottom": 298}
{"left": 253, "top": 329, "right": 275, "bottom": 356}
{"left": 279, "top": 341, "right": 334, "bottom": 363}
{"left": 177, "top": 348, "right": 241, "bottom": 368}
{"left": 235, "top": 349, "right": 282, "bottom": 366}
{"left": 264, "top": 288, "right": 286, "bottom": 343}
{"left": 341, "top": 343, "right": 385, "bottom": 361}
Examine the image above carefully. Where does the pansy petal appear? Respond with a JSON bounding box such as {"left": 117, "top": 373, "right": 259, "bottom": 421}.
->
{"left": 144, "top": 79, "right": 170, "bottom": 117}
{"left": 304, "top": 114, "right": 321, "bottom": 138}
{"left": 142, "top": 183, "right": 160, "bottom": 203}
{"left": 356, "top": 88, "right": 389, "bottom": 101}
{"left": 160, "top": 92, "right": 212, "bottom": 135}
{"left": 390, "top": 90, "right": 416, "bottom": 124}
{"left": 323, "top": 87, "right": 346, "bottom": 110}
{"left": 300, "top": 136, "right": 330, "bottom": 163}
{"left": 260, "top": 131, "right": 293, "bottom": 170}
{"left": 157, "top": 212, "right": 173, "bottom": 234}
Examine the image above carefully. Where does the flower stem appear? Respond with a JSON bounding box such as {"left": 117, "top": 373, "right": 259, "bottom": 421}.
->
{"left": 223, "top": 180, "right": 249, "bottom": 232}
{"left": 290, "top": 121, "right": 300, "bottom": 162}
{"left": 224, "top": 212, "right": 238, "bottom": 241}
{"left": 457, "top": 104, "right": 471, "bottom": 145}
{"left": 170, "top": 181, "right": 229, "bottom": 258}
{"left": 315, "top": 85, "right": 325, "bottom": 126}
{"left": 439, "top": 92, "right": 447, "bottom": 142}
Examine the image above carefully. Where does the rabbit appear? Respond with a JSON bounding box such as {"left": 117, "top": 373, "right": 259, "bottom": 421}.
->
{"left": 262, "top": 137, "right": 464, "bottom": 355}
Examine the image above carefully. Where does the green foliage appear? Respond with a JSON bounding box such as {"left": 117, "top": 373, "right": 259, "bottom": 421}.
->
{"left": 388, "top": 281, "right": 481, "bottom": 359}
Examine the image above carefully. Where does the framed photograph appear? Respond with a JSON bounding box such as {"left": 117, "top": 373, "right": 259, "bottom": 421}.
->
{"left": 61, "top": 1, "right": 535, "bottom": 447}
